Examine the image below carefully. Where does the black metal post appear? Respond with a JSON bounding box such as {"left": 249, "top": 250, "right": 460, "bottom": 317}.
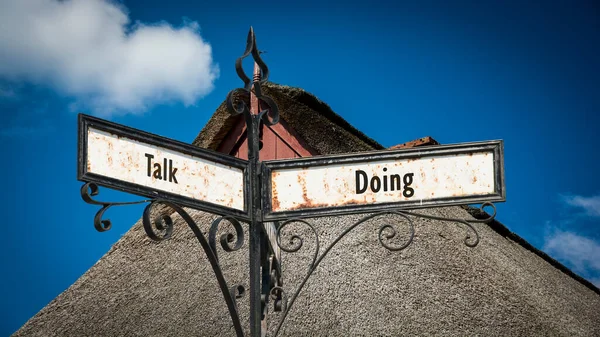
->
{"left": 246, "top": 111, "right": 263, "bottom": 337}
{"left": 260, "top": 239, "right": 270, "bottom": 337}
{"left": 78, "top": 26, "right": 500, "bottom": 337}
{"left": 221, "top": 26, "right": 280, "bottom": 337}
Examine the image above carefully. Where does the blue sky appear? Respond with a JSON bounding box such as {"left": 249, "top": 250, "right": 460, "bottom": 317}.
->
{"left": 1, "top": 0, "right": 599, "bottom": 335}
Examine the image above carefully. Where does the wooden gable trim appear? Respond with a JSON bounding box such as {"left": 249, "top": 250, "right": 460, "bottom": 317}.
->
{"left": 216, "top": 116, "right": 246, "bottom": 155}
{"left": 267, "top": 118, "right": 318, "bottom": 157}
{"left": 216, "top": 115, "right": 318, "bottom": 158}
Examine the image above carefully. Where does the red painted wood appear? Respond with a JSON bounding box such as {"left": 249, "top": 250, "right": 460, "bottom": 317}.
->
{"left": 261, "top": 125, "right": 278, "bottom": 161}
{"left": 217, "top": 116, "right": 246, "bottom": 155}
{"left": 218, "top": 119, "right": 314, "bottom": 160}
{"left": 216, "top": 62, "right": 316, "bottom": 160}
{"left": 236, "top": 137, "right": 249, "bottom": 160}
{"left": 267, "top": 119, "right": 317, "bottom": 157}
{"left": 276, "top": 136, "right": 298, "bottom": 159}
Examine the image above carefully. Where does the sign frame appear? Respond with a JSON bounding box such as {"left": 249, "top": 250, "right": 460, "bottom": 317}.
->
{"left": 261, "top": 140, "right": 505, "bottom": 221}
{"left": 78, "top": 113, "right": 251, "bottom": 220}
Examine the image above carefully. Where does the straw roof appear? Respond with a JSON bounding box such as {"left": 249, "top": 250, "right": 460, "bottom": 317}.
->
{"left": 14, "top": 83, "right": 600, "bottom": 336}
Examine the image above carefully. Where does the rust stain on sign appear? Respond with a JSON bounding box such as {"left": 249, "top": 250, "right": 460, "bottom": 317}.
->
{"left": 271, "top": 172, "right": 281, "bottom": 211}
{"left": 86, "top": 128, "right": 245, "bottom": 210}
{"left": 270, "top": 151, "right": 497, "bottom": 213}
{"left": 283, "top": 169, "right": 334, "bottom": 211}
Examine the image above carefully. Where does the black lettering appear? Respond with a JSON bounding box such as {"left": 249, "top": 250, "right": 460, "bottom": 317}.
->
{"left": 153, "top": 163, "right": 162, "bottom": 179}
{"left": 383, "top": 168, "right": 388, "bottom": 191}
{"left": 147, "top": 154, "right": 179, "bottom": 183}
{"left": 371, "top": 176, "right": 381, "bottom": 192}
{"left": 403, "top": 173, "right": 414, "bottom": 198}
{"left": 356, "top": 170, "right": 368, "bottom": 194}
{"left": 390, "top": 174, "right": 401, "bottom": 191}
{"left": 163, "top": 158, "right": 167, "bottom": 181}
{"left": 169, "top": 159, "right": 178, "bottom": 184}
{"left": 145, "top": 153, "right": 154, "bottom": 177}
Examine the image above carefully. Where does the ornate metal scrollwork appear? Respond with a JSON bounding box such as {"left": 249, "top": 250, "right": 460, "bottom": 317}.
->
{"left": 209, "top": 216, "right": 246, "bottom": 262}
{"left": 80, "top": 26, "right": 503, "bottom": 337}
{"left": 271, "top": 211, "right": 415, "bottom": 336}
{"left": 401, "top": 202, "right": 497, "bottom": 247}
{"left": 270, "top": 203, "right": 496, "bottom": 336}
{"left": 81, "top": 183, "right": 248, "bottom": 337}
{"left": 226, "top": 27, "right": 279, "bottom": 126}
{"left": 80, "top": 182, "right": 151, "bottom": 232}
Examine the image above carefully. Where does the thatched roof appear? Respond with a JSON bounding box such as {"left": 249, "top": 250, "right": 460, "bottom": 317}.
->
{"left": 192, "top": 82, "right": 384, "bottom": 155}
{"left": 14, "top": 84, "right": 600, "bottom": 336}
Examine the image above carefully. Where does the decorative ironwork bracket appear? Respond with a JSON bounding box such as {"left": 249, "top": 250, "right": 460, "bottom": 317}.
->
{"left": 269, "top": 203, "right": 496, "bottom": 336}
{"left": 81, "top": 181, "right": 496, "bottom": 337}
{"left": 80, "top": 27, "right": 499, "bottom": 337}
{"left": 81, "top": 182, "right": 248, "bottom": 336}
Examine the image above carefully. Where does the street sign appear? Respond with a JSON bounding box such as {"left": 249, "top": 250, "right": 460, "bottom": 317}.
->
{"left": 76, "top": 29, "right": 509, "bottom": 337}
{"left": 78, "top": 114, "right": 250, "bottom": 220}
{"left": 262, "top": 140, "right": 505, "bottom": 220}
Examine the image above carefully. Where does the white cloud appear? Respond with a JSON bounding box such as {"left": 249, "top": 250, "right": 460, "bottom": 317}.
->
{"left": 561, "top": 194, "right": 600, "bottom": 218}
{"left": 543, "top": 229, "right": 600, "bottom": 276}
{"left": 0, "top": 0, "right": 219, "bottom": 116}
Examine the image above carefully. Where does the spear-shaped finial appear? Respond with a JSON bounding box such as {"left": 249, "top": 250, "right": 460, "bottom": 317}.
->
{"left": 247, "top": 26, "right": 255, "bottom": 49}
{"left": 227, "top": 27, "right": 279, "bottom": 124}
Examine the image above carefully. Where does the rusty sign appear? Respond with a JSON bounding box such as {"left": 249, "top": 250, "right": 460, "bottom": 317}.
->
{"left": 78, "top": 114, "right": 250, "bottom": 219}
{"left": 262, "top": 140, "right": 505, "bottom": 220}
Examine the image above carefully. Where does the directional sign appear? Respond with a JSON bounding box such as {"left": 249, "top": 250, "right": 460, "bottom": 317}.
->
{"left": 78, "top": 114, "right": 249, "bottom": 219}
{"left": 262, "top": 140, "right": 505, "bottom": 220}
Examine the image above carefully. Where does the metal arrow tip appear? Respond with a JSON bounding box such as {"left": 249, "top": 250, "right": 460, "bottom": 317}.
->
{"left": 247, "top": 27, "right": 255, "bottom": 46}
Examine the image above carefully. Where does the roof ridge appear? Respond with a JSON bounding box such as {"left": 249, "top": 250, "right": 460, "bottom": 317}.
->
{"left": 262, "top": 81, "right": 384, "bottom": 150}
{"left": 465, "top": 205, "right": 600, "bottom": 295}
{"left": 394, "top": 137, "right": 600, "bottom": 295}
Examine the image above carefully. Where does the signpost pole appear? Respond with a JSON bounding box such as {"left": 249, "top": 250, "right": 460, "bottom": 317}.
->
{"left": 247, "top": 111, "right": 262, "bottom": 337}
{"left": 247, "top": 64, "right": 264, "bottom": 336}
{"left": 77, "top": 27, "right": 504, "bottom": 337}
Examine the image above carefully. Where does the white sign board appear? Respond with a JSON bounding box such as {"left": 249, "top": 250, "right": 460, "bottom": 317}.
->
{"left": 79, "top": 115, "right": 249, "bottom": 219}
{"left": 262, "top": 141, "right": 504, "bottom": 220}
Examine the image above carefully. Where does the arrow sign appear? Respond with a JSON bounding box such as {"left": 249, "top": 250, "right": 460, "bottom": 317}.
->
{"left": 78, "top": 114, "right": 249, "bottom": 220}
{"left": 262, "top": 140, "right": 505, "bottom": 220}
